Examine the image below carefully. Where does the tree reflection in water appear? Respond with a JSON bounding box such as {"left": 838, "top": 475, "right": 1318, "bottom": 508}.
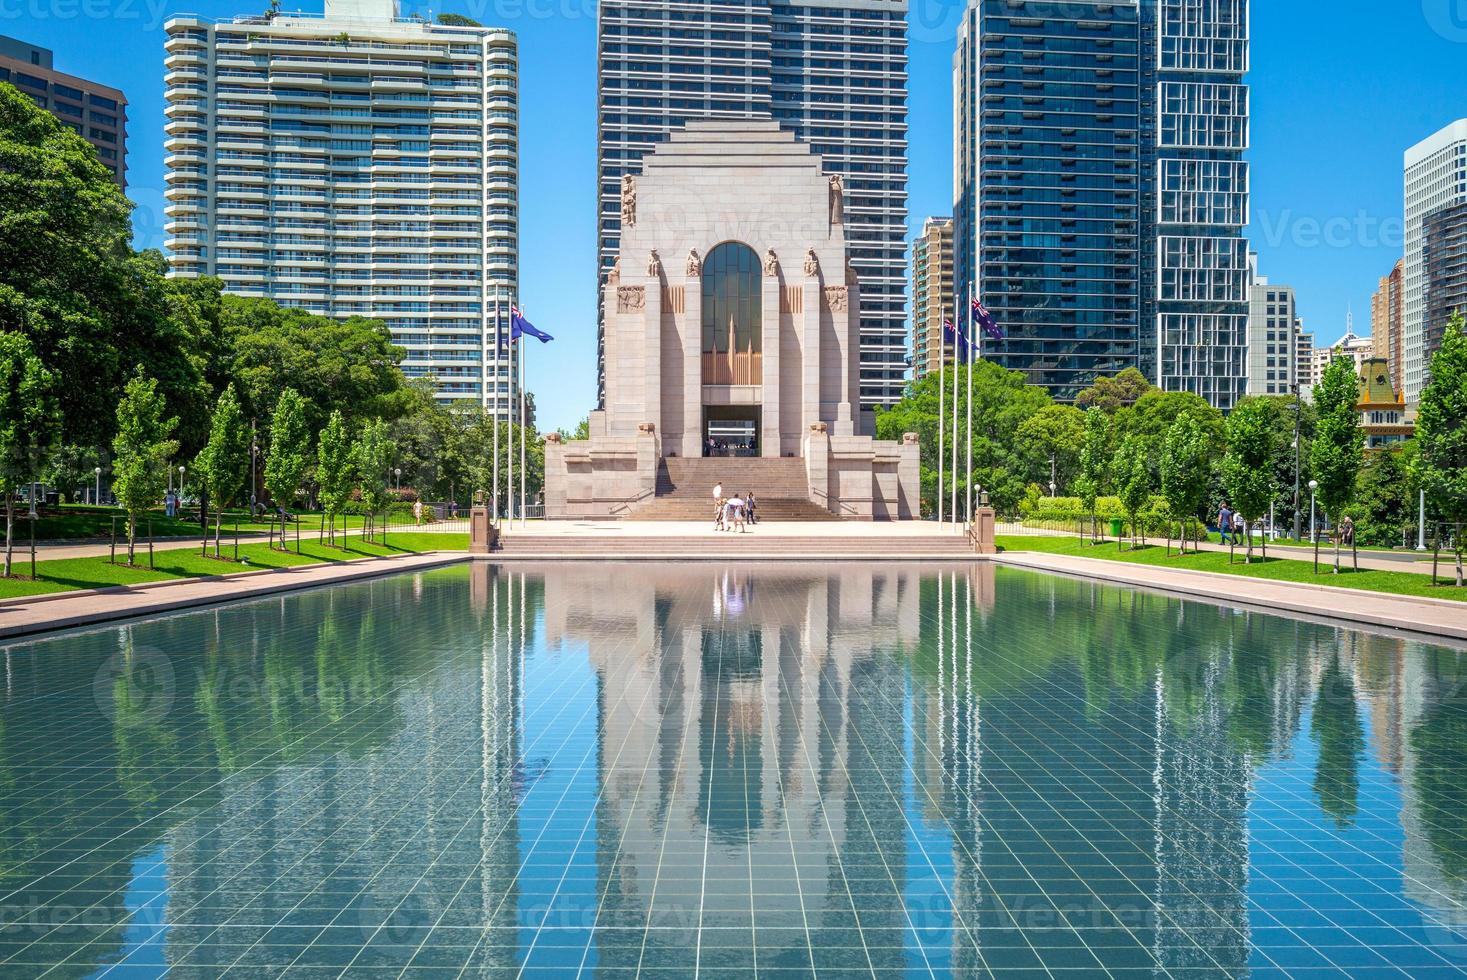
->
{"left": 0, "top": 562, "right": 1463, "bottom": 976}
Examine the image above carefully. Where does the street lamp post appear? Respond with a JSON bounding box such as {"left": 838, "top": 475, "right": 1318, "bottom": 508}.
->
{"left": 94, "top": 467, "right": 102, "bottom": 506}
{"left": 393, "top": 468, "right": 401, "bottom": 492}
{"left": 1418, "top": 488, "right": 1428, "bottom": 551}
{"left": 250, "top": 420, "right": 258, "bottom": 513}
{"left": 1308, "top": 479, "right": 1318, "bottom": 544}
{"left": 178, "top": 466, "right": 186, "bottom": 502}
{"left": 1048, "top": 481, "right": 1056, "bottom": 499}
{"left": 1291, "top": 382, "right": 1302, "bottom": 542}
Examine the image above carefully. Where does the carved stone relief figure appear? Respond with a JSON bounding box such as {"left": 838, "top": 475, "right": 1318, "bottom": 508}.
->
{"left": 617, "top": 286, "right": 646, "bottom": 313}
{"left": 803, "top": 248, "right": 819, "bottom": 277}
{"left": 647, "top": 249, "right": 661, "bottom": 278}
{"left": 686, "top": 248, "right": 702, "bottom": 277}
{"left": 621, "top": 174, "right": 636, "bottom": 227}
{"left": 763, "top": 248, "right": 779, "bottom": 277}
{"left": 829, "top": 174, "right": 844, "bottom": 225}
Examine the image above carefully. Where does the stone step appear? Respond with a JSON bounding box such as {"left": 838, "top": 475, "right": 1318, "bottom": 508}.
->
{"left": 495, "top": 535, "right": 976, "bottom": 557}
{"left": 628, "top": 496, "right": 839, "bottom": 522}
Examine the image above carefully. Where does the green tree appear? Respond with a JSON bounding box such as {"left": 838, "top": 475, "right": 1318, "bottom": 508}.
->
{"left": 193, "top": 385, "right": 250, "bottom": 556}
{"left": 1160, "top": 413, "right": 1210, "bottom": 553}
{"left": 1074, "top": 407, "right": 1110, "bottom": 539}
{"left": 316, "top": 411, "right": 353, "bottom": 547}
{"left": 1414, "top": 313, "right": 1467, "bottom": 585}
{"left": 0, "top": 332, "right": 59, "bottom": 576}
{"left": 1311, "top": 356, "right": 1366, "bottom": 573}
{"left": 1075, "top": 367, "right": 1151, "bottom": 412}
{"left": 436, "top": 11, "right": 482, "bottom": 25}
{"left": 1353, "top": 443, "right": 1416, "bottom": 546}
{"left": 876, "top": 360, "right": 1052, "bottom": 516}
{"left": 1115, "top": 435, "right": 1151, "bottom": 549}
{"left": 558, "top": 416, "right": 591, "bottom": 442}
{"left": 1221, "top": 398, "right": 1276, "bottom": 563}
{"left": 222, "top": 296, "right": 408, "bottom": 435}
{"left": 44, "top": 444, "right": 99, "bottom": 504}
{"left": 352, "top": 418, "right": 395, "bottom": 542}
{"left": 0, "top": 85, "right": 212, "bottom": 449}
{"left": 1015, "top": 404, "right": 1085, "bottom": 491}
{"left": 264, "top": 387, "right": 310, "bottom": 516}
{"left": 111, "top": 369, "right": 178, "bottom": 566}
{"left": 1237, "top": 393, "right": 1317, "bottom": 536}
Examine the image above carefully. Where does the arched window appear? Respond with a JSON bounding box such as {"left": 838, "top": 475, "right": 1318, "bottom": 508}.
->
{"left": 702, "top": 242, "right": 762, "bottom": 385}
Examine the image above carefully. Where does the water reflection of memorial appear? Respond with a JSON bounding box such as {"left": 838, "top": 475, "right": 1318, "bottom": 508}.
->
{"left": 2, "top": 563, "right": 1467, "bottom": 976}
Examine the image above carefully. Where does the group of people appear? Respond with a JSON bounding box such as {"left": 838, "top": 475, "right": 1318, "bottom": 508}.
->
{"left": 1216, "top": 502, "right": 1247, "bottom": 544}
{"left": 712, "top": 482, "right": 757, "bottom": 532}
{"left": 1217, "top": 502, "right": 1356, "bottom": 547}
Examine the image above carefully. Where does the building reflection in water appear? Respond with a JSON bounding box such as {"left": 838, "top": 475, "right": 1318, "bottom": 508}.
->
{"left": 0, "top": 562, "right": 1466, "bottom": 976}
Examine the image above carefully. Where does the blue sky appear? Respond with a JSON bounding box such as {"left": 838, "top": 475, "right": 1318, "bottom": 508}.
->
{"left": 12, "top": 0, "right": 1467, "bottom": 431}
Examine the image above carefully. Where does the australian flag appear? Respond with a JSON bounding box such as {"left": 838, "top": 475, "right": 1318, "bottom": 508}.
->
{"left": 943, "top": 319, "right": 977, "bottom": 364}
{"left": 972, "top": 298, "right": 1005, "bottom": 342}
{"left": 511, "top": 305, "right": 554, "bottom": 344}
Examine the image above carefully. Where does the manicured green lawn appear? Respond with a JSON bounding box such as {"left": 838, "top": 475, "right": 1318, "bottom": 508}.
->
{"left": 0, "top": 532, "right": 469, "bottom": 600}
{"left": 997, "top": 536, "right": 1467, "bottom": 603}
{"left": 20, "top": 506, "right": 376, "bottom": 541}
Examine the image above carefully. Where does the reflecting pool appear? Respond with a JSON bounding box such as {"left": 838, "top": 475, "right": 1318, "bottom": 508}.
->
{"left": 2, "top": 562, "right": 1467, "bottom": 977}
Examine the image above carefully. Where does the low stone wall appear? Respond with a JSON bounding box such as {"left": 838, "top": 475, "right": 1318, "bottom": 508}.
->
{"left": 804, "top": 425, "right": 920, "bottom": 520}
{"left": 542, "top": 414, "right": 660, "bottom": 519}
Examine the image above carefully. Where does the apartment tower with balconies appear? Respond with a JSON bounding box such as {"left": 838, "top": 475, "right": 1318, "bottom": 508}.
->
{"left": 163, "top": 0, "right": 519, "bottom": 412}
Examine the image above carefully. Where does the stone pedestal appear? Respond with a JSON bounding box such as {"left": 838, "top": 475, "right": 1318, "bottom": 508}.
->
{"left": 469, "top": 506, "right": 495, "bottom": 554}
{"left": 971, "top": 508, "right": 997, "bottom": 555}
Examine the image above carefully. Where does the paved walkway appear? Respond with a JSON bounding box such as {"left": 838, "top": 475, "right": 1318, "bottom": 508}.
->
{"left": 0, "top": 551, "right": 464, "bottom": 641}
{"left": 1016, "top": 526, "right": 1440, "bottom": 575}
{"left": 997, "top": 551, "right": 1467, "bottom": 642}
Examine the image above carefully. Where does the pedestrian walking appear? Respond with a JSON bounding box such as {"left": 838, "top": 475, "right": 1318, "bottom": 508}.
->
{"left": 728, "top": 494, "right": 747, "bottom": 533}
{"left": 745, "top": 492, "right": 757, "bottom": 525}
{"left": 1218, "top": 502, "right": 1233, "bottom": 545}
{"left": 413, "top": 500, "right": 423, "bottom": 526}
{"left": 714, "top": 497, "right": 725, "bottom": 531}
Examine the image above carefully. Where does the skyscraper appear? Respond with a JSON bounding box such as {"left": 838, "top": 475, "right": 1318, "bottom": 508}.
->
{"left": 0, "top": 35, "right": 127, "bottom": 188}
{"left": 1372, "top": 258, "right": 1405, "bottom": 396}
{"left": 1403, "top": 118, "right": 1467, "bottom": 401}
{"left": 911, "top": 216, "right": 953, "bottom": 381}
{"left": 163, "top": 0, "right": 520, "bottom": 413}
{"left": 595, "top": 0, "right": 909, "bottom": 423}
{"left": 953, "top": 0, "right": 1249, "bottom": 408}
{"left": 1423, "top": 201, "right": 1467, "bottom": 371}
{"left": 1246, "top": 255, "right": 1303, "bottom": 397}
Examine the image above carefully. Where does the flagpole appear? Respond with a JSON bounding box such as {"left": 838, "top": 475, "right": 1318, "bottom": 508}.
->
{"left": 519, "top": 318, "right": 527, "bottom": 529}
{"left": 950, "top": 307, "right": 959, "bottom": 529}
{"left": 938, "top": 318, "right": 945, "bottom": 525}
{"left": 966, "top": 283, "right": 974, "bottom": 527}
{"left": 506, "top": 326, "right": 514, "bottom": 525}
{"left": 492, "top": 298, "right": 500, "bottom": 523}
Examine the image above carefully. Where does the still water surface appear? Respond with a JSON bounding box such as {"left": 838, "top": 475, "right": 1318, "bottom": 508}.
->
{"left": 0, "top": 562, "right": 1465, "bottom": 978}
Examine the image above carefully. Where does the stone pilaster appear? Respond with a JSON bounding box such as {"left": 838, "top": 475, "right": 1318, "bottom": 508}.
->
{"left": 802, "top": 276, "right": 821, "bottom": 435}
{"left": 683, "top": 272, "right": 703, "bottom": 458}
{"left": 761, "top": 267, "right": 782, "bottom": 456}
{"left": 643, "top": 264, "right": 663, "bottom": 439}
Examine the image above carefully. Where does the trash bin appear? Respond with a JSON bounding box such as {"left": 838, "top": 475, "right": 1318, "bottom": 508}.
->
{"left": 1109, "top": 518, "right": 1125, "bottom": 538}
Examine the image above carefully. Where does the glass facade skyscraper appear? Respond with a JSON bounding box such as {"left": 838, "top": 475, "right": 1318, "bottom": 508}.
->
{"left": 163, "top": 0, "right": 520, "bottom": 413}
{"left": 596, "top": 0, "right": 909, "bottom": 418}
{"left": 954, "top": 0, "right": 1249, "bottom": 408}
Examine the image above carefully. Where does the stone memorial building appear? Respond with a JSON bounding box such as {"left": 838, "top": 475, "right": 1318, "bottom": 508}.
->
{"left": 544, "top": 121, "right": 919, "bottom": 520}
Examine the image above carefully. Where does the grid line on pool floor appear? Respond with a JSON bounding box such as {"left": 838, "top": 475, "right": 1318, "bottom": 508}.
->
{"left": 0, "top": 563, "right": 1465, "bottom": 978}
